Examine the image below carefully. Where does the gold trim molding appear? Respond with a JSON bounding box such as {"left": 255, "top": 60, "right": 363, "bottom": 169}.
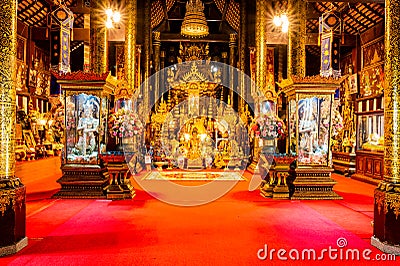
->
{"left": 375, "top": 188, "right": 400, "bottom": 219}
{"left": 0, "top": 179, "right": 25, "bottom": 216}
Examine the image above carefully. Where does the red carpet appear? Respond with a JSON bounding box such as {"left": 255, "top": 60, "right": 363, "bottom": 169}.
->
{"left": 0, "top": 158, "right": 397, "bottom": 265}
{"left": 16, "top": 156, "right": 62, "bottom": 201}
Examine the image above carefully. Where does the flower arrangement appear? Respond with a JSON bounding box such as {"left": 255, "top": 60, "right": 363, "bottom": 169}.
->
{"left": 252, "top": 114, "right": 286, "bottom": 140}
{"left": 331, "top": 102, "right": 343, "bottom": 137}
{"left": 108, "top": 109, "right": 143, "bottom": 138}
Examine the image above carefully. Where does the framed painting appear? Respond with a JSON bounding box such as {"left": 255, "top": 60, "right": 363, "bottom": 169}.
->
{"left": 362, "top": 37, "right": 384, "bottom": 69}
{"left": 29, "top": 69, "right": 37, "bottom": 88}
{"left": 17, "top": 37, "right": 26, "bottom": 62}
{"left": 349, "top": 74, "right": 358, "bottom": 94}
{"left": 23, "top": 130, "right": 36, "bottom": 148}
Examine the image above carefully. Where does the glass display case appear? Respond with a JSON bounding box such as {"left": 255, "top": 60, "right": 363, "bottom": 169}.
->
{"left": 291, "top": 95, "right": 332, "bottom": 166}
{"left": 357, "top": 113, "right": 384, "bottom": 152}
{"left": 65, "top": 93, "right": 101, "bottom": 164}
{"left": 279, "top": 77, "right": 342, "bottom": 200}
{"left": 52, "top": 71, "right": 113, "bottom": 199}
{"left": 352, "top": 95, "right": 384, "bottom": 183}
{"left": 288, "top": 99, "right": 297, "bottom": 155}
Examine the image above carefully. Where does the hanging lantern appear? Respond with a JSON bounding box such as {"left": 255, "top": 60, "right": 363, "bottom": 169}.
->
{"left": 319, "top": 11, "right": 342, "bottom": 78}
{"left": 181, "top": 0, "right": 209, "bottom": 38}
{"left": 50, "top": 3, "right": 74, "bottom": 74}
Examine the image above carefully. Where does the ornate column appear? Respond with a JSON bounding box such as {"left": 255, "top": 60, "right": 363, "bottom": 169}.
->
{"left": 143, "top": 0, "right": 151, "bottom": 111}
{"left": 83, "top": 14, "right": 91, "bottom": 72}
{"left": 229, "top": 33, "right": 237, "bottom": 107}
{"left": 153, "top": 32, "right": 161, "bottom": 73}
{"left": 160, "top": 50, "right": 165, "bottom": 70}
{"left": 229, "top": 34, "right": 237, "bottom": 68}
{"left": 287, "top": 0, "right": 306, "bottom": 78}
{"left": 372, "top": 0, "right": 400, "bottom": 254}
{"left": 0, "top": 0, "right": 27, "bottom": 256}
{"left": 278, "top": 45, "right": 285, "bottom": 82}
{"left": 255, "top": 0, "right": 269, "bottom": 97}
{"left": 221, "top": 52, "right": 228, "bottom": 103}
{"left": 153, "top": 31, "right": 161, "bottom": 102}
{"left": 125, "top": 0, "right": 137, "bottom": 94}
{"left": 238, "top": 0, "right": 247, "bottom": 107}
{"left": 90, "top": 0, "right": 108, "bottom": 74}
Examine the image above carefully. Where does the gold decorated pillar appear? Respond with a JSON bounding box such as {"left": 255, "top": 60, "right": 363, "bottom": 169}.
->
{"left": 136, "top": 45, "right": 142, "bottom": 89}
{"left": 255, "top": 0, "right": 277, "bottom": 112}
{"left": 0, "top": 0, "right": 27, "bottom": 256}
{"left": 372, "top": 0, "right": 400, "bottom": 254}
{"left": 229, "top": 33, "right": 237, "bottom": 107}
{"left": 90, "top": 0, "right": 108, "bottom": 74}
{"left": 83, "top": 14, "right": 91, "bottom": 72}
{"left": 153, "top": 32, "right": 161, "bottom": 73}
{"left": 255, "top": 0, "right": 269, "bottom": 101}
{"left": 125, "top": 0, "right": 137, "bottom": 95}
{"left": 153, "top": 31, "right": 161, "bottom": 102}
{"left": 238, "top": 0, "right": 247, "bottom": 107}
{"left": 287, "top": 0, "right": 306, "bottom": 78}
{"left": 229, "top": 33, "right": 237, "bottom": 68}
{"left": 278, "top": 45, "right": 285, "bottom": 82}
{"left": 143, "top": 0, "right": 151, "bottom": 111}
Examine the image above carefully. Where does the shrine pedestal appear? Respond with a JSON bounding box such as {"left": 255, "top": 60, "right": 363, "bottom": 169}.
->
{"left": 272, "top": 168, "right": 290, "bottom": 199}
{"left": 260, "top": 163, "right": 291, "bottom": 199}
{"left": 260, "top": 176, "right": 274, "bottom": 198}
{"left": 187, "top": 158, "right": 204, "bottom": 170}
{"left": 0, "top": 179, "right": 28, "bottom": 256}
{"left": 291, "top": 167, "right": 342, "bottom": 200}
{"left": 332, "top": 151, "right": 356, "bottom": 177}
{"left": 107, "top": 162, "right": 135, "bottom": 200}
{"left": 53, "top": 164, "right": 109, "bottom": 199}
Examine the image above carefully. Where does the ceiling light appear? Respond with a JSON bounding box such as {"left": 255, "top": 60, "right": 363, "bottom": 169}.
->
{"left": 181, "top": 0, "right": 209, "bottom": 38}
{"left": 273, "top": 13, "right": 289, "bottom": 33}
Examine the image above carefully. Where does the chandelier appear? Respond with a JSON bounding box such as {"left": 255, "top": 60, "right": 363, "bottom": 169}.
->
{"left": 181, "top": 0, "right": 209, "bottom": 38}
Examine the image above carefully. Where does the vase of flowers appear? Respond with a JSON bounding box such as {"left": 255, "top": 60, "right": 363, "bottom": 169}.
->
{"left": 252, "top": 114, "right": 286, "bottom": 141}
{"left": 108, "top": 109, "right": 143, "bottom": 151}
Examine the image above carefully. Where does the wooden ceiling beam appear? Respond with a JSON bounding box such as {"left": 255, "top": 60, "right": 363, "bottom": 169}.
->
{"left": 19, "top": 0, "right": 44, "bottom": 15}
{"left": 27, "top": 6, "right": 47, "bottom": 26}
{"left": 219, "top": 0, "right": 230, "bottom": 32}
{"left": 353, "top": 4, "right": 379, "bottom": 26}
{"left": 35, "top": 0, "right": 89, "bottom": 13}
{"left": 344, "top": 20, "right": 362, "bottom": 35}
{"left": 40, "top": 0, "right": 55, "bottom": 8}
{"left": 363, "top": 3, "right": 385, "bottom": 18}
{"left": 69, "top": 0, "right": 90, "bottom": 14}
{"left": 306, "top": 3, "right": 322, "bottom": 19}
{"left": 161, "top": 0, "right": 171, "bottom": 32}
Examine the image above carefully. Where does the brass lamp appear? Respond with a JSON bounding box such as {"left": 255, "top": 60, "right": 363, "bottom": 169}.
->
{"left": 181, "top": 0, "right": 209, "bottom": 38}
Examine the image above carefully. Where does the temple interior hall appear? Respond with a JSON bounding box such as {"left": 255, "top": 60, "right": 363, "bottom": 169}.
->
{"left": 1, "top": 0, "right": 400, "bottom": 265}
